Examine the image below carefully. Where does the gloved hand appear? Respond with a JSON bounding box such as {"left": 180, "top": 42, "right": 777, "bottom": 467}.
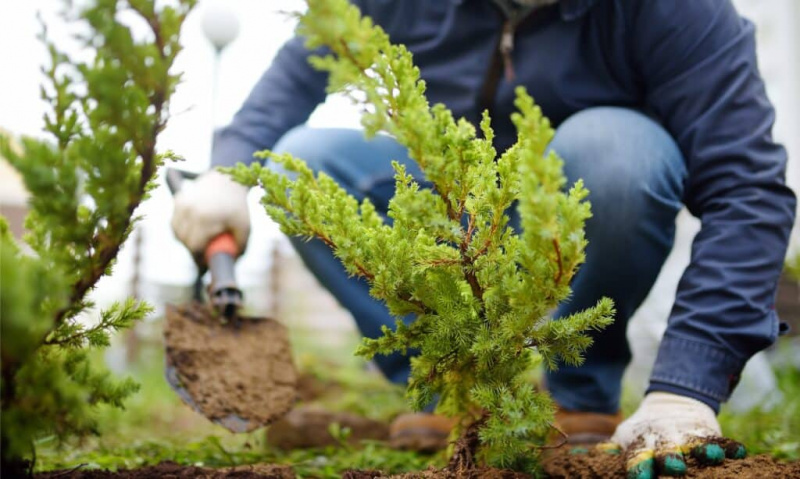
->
{"left": 607, "top": 392, "right": 746, "bottom": 478}
{"left": 170, "top": 170, "right": 250, "bottom": 259}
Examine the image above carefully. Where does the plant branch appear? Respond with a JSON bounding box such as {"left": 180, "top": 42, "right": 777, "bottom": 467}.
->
{"left": 53, "top": 70, "right": 166, "bottom": 328}
{"left": 552, "top": 238, "right": 563, "bottom": 285}
{"left": 533, "top": 423, "right": 568, "bottom": 450}
{"left": 459, "top": 213, "right": 484, "bottom": 301}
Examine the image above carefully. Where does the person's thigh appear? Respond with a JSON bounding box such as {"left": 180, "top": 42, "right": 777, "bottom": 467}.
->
{"left": 539, "top": 107, "right": 687, "bottom": 413}
{"left": 271, "top": 127, "right": 425, "bottom": 216}
{"left": 271, "top": 127, "right": 420, "bottom": 383}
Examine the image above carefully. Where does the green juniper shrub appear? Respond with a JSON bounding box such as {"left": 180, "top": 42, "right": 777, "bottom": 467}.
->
{"left": 0, "top": 0, "right": 194, "bottom": 475}
{"left": 228, "top": 0, "right": 615, "bottom": 471}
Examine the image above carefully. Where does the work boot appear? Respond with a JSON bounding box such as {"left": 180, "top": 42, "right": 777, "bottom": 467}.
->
{"left": 389, "top": 413, "right": 457, "bottom": 452}
{"left": 267, "top": 406, "right": 389, "bottom": 449}
{"left": 553, "top": 408, "right": 624, "bottom": 445}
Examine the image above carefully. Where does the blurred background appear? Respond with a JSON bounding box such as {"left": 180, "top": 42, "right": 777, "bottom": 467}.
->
{"left": 1, "top": 0, "right": 364, "bottom": 336}
{"left": 1, "top": 1, "right": 799, "bottom": 465}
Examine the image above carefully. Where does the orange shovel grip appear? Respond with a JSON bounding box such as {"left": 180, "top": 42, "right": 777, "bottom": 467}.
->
{"left": 204, "top": 233, "right": 239, "bottom": 264}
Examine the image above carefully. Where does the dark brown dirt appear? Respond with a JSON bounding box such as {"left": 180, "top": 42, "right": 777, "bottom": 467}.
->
{"left": 345, "top": 466, "right": 530, "bottom": 478}
{"left": 541, "top": 448, "right": 623, "bottom": 478}
{"left": 37, "top": 454, "right": 800, "bottom": 479}
{"left": 266, "top": 405, "right": 390, "bottom": 449}
{"left": 164, "top": 303, "right": 298, "bottom": 432}
{"left": 37, "top": 461, "right": 295, "bottom": 478}
{"left": 541, "top": 447, "right": 800, "bottom": 478}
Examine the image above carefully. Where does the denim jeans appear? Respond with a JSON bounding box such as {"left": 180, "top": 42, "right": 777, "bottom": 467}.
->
{"left": 271, "top": 107, "right": 686, "bottom": 414}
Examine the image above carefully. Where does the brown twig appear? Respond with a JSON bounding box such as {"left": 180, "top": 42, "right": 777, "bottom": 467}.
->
{"left": 50, "top": 463, "right": 88, "bottom": 477}
{"left": 472, "top": 215, "right": 502, "bottom": 259}
{"left": 458, "top": 213, "right": 484, "bottom": 301}
{"left": 428, "top": 348, "right": 459, "bottom": 381}
{"left": 52, "top": 12, "right": 169, "bottom": 328}
{"left": 421, "top": 258, "right": 461, "bottom": 267}
{"left": 552, "top": 238, "right": 563, "bottom": 285}
{"left": 534, "top": 423, "right": 568, "bottom": 450}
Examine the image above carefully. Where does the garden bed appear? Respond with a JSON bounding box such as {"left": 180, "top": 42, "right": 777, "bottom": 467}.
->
{"left": 37, "top": 462, "right": 294, "bottom": 478}
{"left": 540, "top": 447, "right": 800, "bottom": 479}
{"left": 38, "top": 451, "right": 800, "bottom": 478}
{"left": 32, "top": 334, "right": 799, "bottom": 478}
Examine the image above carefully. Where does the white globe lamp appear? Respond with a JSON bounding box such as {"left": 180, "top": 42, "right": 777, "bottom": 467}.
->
{"left": 201, "top": 3, "right": 240, "bottom": 52}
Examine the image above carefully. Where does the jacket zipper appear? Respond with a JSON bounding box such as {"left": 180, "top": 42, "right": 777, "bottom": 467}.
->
{"left": 500, "top": 20, "right": 516, "bottom": 82}
{"left": 479, "top": 18, "right": 520, "bottom": 121}
{"left": 479, "top": 5, "right": 551, "bottom": 121}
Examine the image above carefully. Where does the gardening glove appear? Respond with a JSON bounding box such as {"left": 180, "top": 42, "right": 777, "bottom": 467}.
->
{"left": 607, "top": 392, "right": 746, "bottom": 478}
{"left": 171, "top": 169, "right": 250, "bottom": 261}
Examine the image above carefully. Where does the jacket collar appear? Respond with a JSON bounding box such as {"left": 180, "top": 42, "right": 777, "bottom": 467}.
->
{"left": 450, "top": 0, "right": 599, "bottom": 22}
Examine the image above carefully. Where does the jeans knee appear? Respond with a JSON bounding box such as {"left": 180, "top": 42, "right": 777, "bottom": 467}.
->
{"left": 272, "top": 126, "right": 340, "bottom": 173}
{"left": 550, "top": 108, "right": 686, "bottom": 220}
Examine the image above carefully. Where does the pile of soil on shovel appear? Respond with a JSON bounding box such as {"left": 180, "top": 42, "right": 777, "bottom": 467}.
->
{"left": 164, "top": 302, "right": 298, "bottom": 431}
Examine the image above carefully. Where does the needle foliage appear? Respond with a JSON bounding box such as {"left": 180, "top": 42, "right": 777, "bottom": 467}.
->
{"left": 0, "top": 0, "right": 194, "bottom": 474}
{"left": 228, "top": 0, "right": 614, "bottom": 470}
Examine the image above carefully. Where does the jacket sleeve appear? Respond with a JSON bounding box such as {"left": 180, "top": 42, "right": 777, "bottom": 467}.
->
{"left": 210, "top": 34, "right": 330, "bottom": 168}
{"left": 629, "top": 0, "right": 796, "bottom": 409}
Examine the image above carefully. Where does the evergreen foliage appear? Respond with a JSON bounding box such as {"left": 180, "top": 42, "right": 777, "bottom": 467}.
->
{"left": 0, "top": 0, "right": 194, "bottom": 474}
{"left": 229, "top": 0, "right": 614, "bottom": 470}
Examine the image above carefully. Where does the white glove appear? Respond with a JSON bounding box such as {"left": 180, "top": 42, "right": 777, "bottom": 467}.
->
{"left": 612, "top": 392, "right": 720, "bottom": 451}
{"left": 609, "top": 392, "right": 745, "bottom": 477}
{"left": 170, "top": 170, "right": 250, "bottom": 257}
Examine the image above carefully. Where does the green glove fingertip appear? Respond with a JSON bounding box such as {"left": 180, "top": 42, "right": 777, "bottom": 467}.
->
{"left": 657, "top": 451, "right": 687, "bottom": 477}
{"left": 626, "top": 450, "right": 655, "bottom": 479}
{"left": 690, "top": 443, "right": 725, "bottom": 465}
{"left": 724, "top": 442, "right": 747, "bottom": 459}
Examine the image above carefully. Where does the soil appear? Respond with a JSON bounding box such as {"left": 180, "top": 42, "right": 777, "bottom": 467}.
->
{"left": 541, "top": 447, "right": 800, "bottom": 478}
{"left": 163, "top": 303, "right": 298, "bottom": 433}
{"left": 37, "top": 452, "right": 800, "bottom": 478}
{"left": 37, "top": 461, "right": 294, "bottom": 478}
{"left": 344, "top": 467, "right": 530, "bottom": 478}
{"left": 266, "top": 405, "right": 390, "bottom": 449}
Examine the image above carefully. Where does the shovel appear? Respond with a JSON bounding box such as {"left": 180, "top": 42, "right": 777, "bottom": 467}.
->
{"left": 163, "top": 168, "right": 298, "bottom": 433}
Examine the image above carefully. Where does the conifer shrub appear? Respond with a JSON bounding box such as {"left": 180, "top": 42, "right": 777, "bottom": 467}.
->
{"left": 0, "top": 0, "right": 194, "bottom": 475}
{"left": 229, "top": 0, "right": 615, "bottom": 471}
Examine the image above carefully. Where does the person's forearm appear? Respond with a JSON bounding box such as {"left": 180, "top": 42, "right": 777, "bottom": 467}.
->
{"left": 211, "top": 35, "right": 329, "bottom": 168}
{"left": 648, "top": 181, "right": 795, "bottom": 412}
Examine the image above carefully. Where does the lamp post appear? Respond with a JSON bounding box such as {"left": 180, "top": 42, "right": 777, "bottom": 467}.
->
{"left": 201, "top": 2, "right": 240, "bottom": 129}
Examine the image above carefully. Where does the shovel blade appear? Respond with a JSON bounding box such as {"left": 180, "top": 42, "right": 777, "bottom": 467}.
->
{"left": 164, "top": 302, "right": 298, "bottom": 432}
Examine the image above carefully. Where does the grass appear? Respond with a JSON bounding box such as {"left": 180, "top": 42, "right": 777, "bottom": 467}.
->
{"left": 34, "top": 324, "right": 446, "bottom": 477}
{"left": 717, "top": 341, "right": 800, "bottom": 461}
{"left": 34, "top": 322, "right": 799, "bottom": 476}
{"left": 36, "top": 435, "right": 441, "bottom": 478}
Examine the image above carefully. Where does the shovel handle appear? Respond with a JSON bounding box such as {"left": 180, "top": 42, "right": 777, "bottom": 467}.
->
{"left": 206, "top": 233, "right": 242, "bottom": 320}
{"left": 205, "top": 232, "right": 239, "bottom": 264}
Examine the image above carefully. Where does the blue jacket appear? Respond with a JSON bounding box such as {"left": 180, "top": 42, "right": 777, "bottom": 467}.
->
{"left": 213, "top": 0, "right": 796, "bottom": 408}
